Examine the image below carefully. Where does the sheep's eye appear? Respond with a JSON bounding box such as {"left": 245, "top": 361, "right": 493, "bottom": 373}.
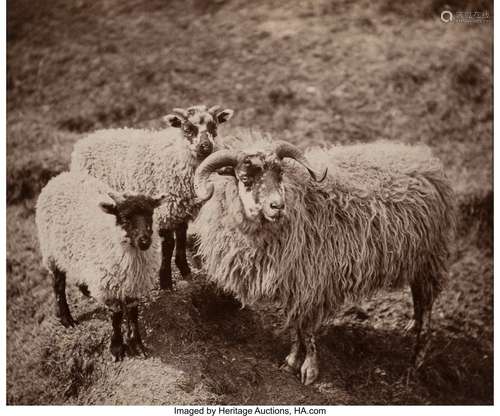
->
{"left": 183, "top": 124, "right": 196, "bottom": 136}
{"left": 240, "top": 175, "right": 251, "bottom": 185}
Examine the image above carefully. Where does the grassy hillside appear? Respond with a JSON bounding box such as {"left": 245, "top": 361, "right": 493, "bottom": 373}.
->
{"left": 7, "top": 0, "right": 492, "bottom": 404}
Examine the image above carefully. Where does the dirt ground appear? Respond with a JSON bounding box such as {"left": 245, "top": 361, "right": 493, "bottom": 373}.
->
{"left": 6, "top": 0, "right": 492, "bottom": 405}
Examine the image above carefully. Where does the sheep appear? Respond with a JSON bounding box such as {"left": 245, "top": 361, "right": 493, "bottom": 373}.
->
{"left": 192, "top": 134, "right": 455, "bottom": 385}
{"left": 36, "top": 171, "right": 165, "bottom": 361}
{"left": 71, "top": 104, "right": 234, "bottom": 290}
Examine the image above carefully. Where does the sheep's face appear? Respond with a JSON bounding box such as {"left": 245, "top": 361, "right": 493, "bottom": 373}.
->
{"left": 164, "top": 105, "right": 234, "bottom": 160}
{"left": 234, "top": 153, "right": 285, "bottom": 223}
{"left": 194, "top": 141, "right": 327, "bottom": 224}
{"left": 100, "top": 194, "right": 166, "bottom": 250}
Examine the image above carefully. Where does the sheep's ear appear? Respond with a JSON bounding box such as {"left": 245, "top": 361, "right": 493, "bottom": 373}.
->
{"left": 99, "top": 202, "right": 117, "bottom": 216}
{"left": 163, "top": 114, "right": 183, "bottom": 128}
{"left": 107, "top": 190, "right": 125, "bottom": 203}
{"left": 151, "top": 194, "right": 167, "bottom": 208}
{"left": 216, "top": 109, "right": 234, "bottom": 124}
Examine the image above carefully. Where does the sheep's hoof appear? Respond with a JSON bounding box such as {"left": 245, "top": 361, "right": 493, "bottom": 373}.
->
{"left": 127, "top": 337, "right": 148, "bottom": 358}
{"left": 300, "top": 357, "right": 319, "bottom": 386}
{"left": 126, "top": 341, "right": 139, "bottom": 356}
{"left": 176, "top": 262, "right": 192, "bottom": 280}
{"left": 280, "top": 353, "right": 301, "bottom": 374}
{"left": 159, "top": 276, "right": 173, "bottom": 291}
{"left": 159, "top": 265, "right": 173, "bottom": 290}
{"left": 59, "top": 314, "right": 77, "bottom": 328}
{"left": 110, "top": 339, "right": 126, "bottom": 362}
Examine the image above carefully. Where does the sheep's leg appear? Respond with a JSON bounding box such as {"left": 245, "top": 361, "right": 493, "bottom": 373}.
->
{"left": 300, "top": 330, "right": 319, "bottom": 385}
{"left": 110, "top": 309, "right": 126, "bottom": 361}
{"left": 52, "top": 267, "right": 76, "bottom": 328}
{"left": 280, "top": 327, "right": 303, "bottom": 374}
{"left": 125, "top": 303, "right": 148, "bottom": 358}
{"left": 159, "top": 228, "right": 174, "bottom": 290}
{"left": 410, "top": 277, "right": 437, "bottom": 369}
{"left": 174, "top": 222, "right": 192, "bottom": 279}
{"left": 124, "top": 302, "right": 133, "bottom": 344}
{"left": 404, "top": 288, "right": 422, "bottom": 333}
{"left": 125, "top": 311, "right": 132, "bottom": 341}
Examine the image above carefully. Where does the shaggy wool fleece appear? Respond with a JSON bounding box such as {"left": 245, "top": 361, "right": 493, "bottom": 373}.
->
{"left": 194, "top": 137, "right": 456, "bottom": 331}
{"left": 71, "top": 128, "right": 199, "bottom": 230}
{"left": 36, "top": 172, "right": 161, "bottom": 304}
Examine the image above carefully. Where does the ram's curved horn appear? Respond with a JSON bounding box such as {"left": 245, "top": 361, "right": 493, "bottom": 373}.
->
{"left": 194, "top": 150, "right": 241, "bottom": 201}
{"left": 274, "top": 141, "right": 327, "bottom": 182}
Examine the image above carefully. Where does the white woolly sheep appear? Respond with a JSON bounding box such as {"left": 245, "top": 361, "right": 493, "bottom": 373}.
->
{"left": 71, "top": 104, "right": 234, "bottom": 290}
{"left": 36, "top": 171, "right": 165, "bottom": 360}
{"left": 192, "top": 134, "right": 455, "bottom": 385}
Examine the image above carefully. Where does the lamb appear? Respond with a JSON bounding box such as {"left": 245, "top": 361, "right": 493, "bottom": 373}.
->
{"left": 36, "top": 171, "right": 165, "bottom": 361}
{"left": 192, "top": 134, "right": 455, "bottom": 385}
{"left": 71, "top": 104, "right": 234, "bottom": 290}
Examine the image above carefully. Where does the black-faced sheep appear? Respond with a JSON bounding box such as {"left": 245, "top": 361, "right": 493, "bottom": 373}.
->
{"left": 192, "top": 135, "right": 455, "bottom": 385}
{"left": 36, "top": 172, "right": 165, "bottom": 360}
{"left": 71, "top": 104, "right": 234, "bottom": 290}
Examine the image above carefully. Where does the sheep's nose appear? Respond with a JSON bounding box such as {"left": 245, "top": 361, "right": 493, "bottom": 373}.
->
{"left": 198, "top": 141, "right": 213, "bottom": 156}
{"left": 201, "top": 141, "right": 212, "bottom": 151}
{"left": 270, "top": 200, "right": 284, "bottom": 210}
{"left": 266, "top": 197, "right": 285, "bottom": 222}
{"left": 138, "top": 236, "right": 151, "bottom": 250}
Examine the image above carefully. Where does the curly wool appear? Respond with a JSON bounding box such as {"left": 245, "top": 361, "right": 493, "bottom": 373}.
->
{"left": 71, "top": 128, "right": 199, "bottom": 230}
{"left": 194, "top": 137, "right": 456, "bottom": 331}
{"left": 36, "top": 172, "right": 161, "bottom": 305}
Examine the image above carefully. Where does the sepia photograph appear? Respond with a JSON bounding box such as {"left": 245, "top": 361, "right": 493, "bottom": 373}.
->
{"left": 4, "top": 0, "right": 494, "bottom": 407}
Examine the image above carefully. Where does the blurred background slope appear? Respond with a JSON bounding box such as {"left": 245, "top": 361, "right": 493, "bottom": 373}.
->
{"left": 7, "top": 0, "right": 492, "bottom": 404}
